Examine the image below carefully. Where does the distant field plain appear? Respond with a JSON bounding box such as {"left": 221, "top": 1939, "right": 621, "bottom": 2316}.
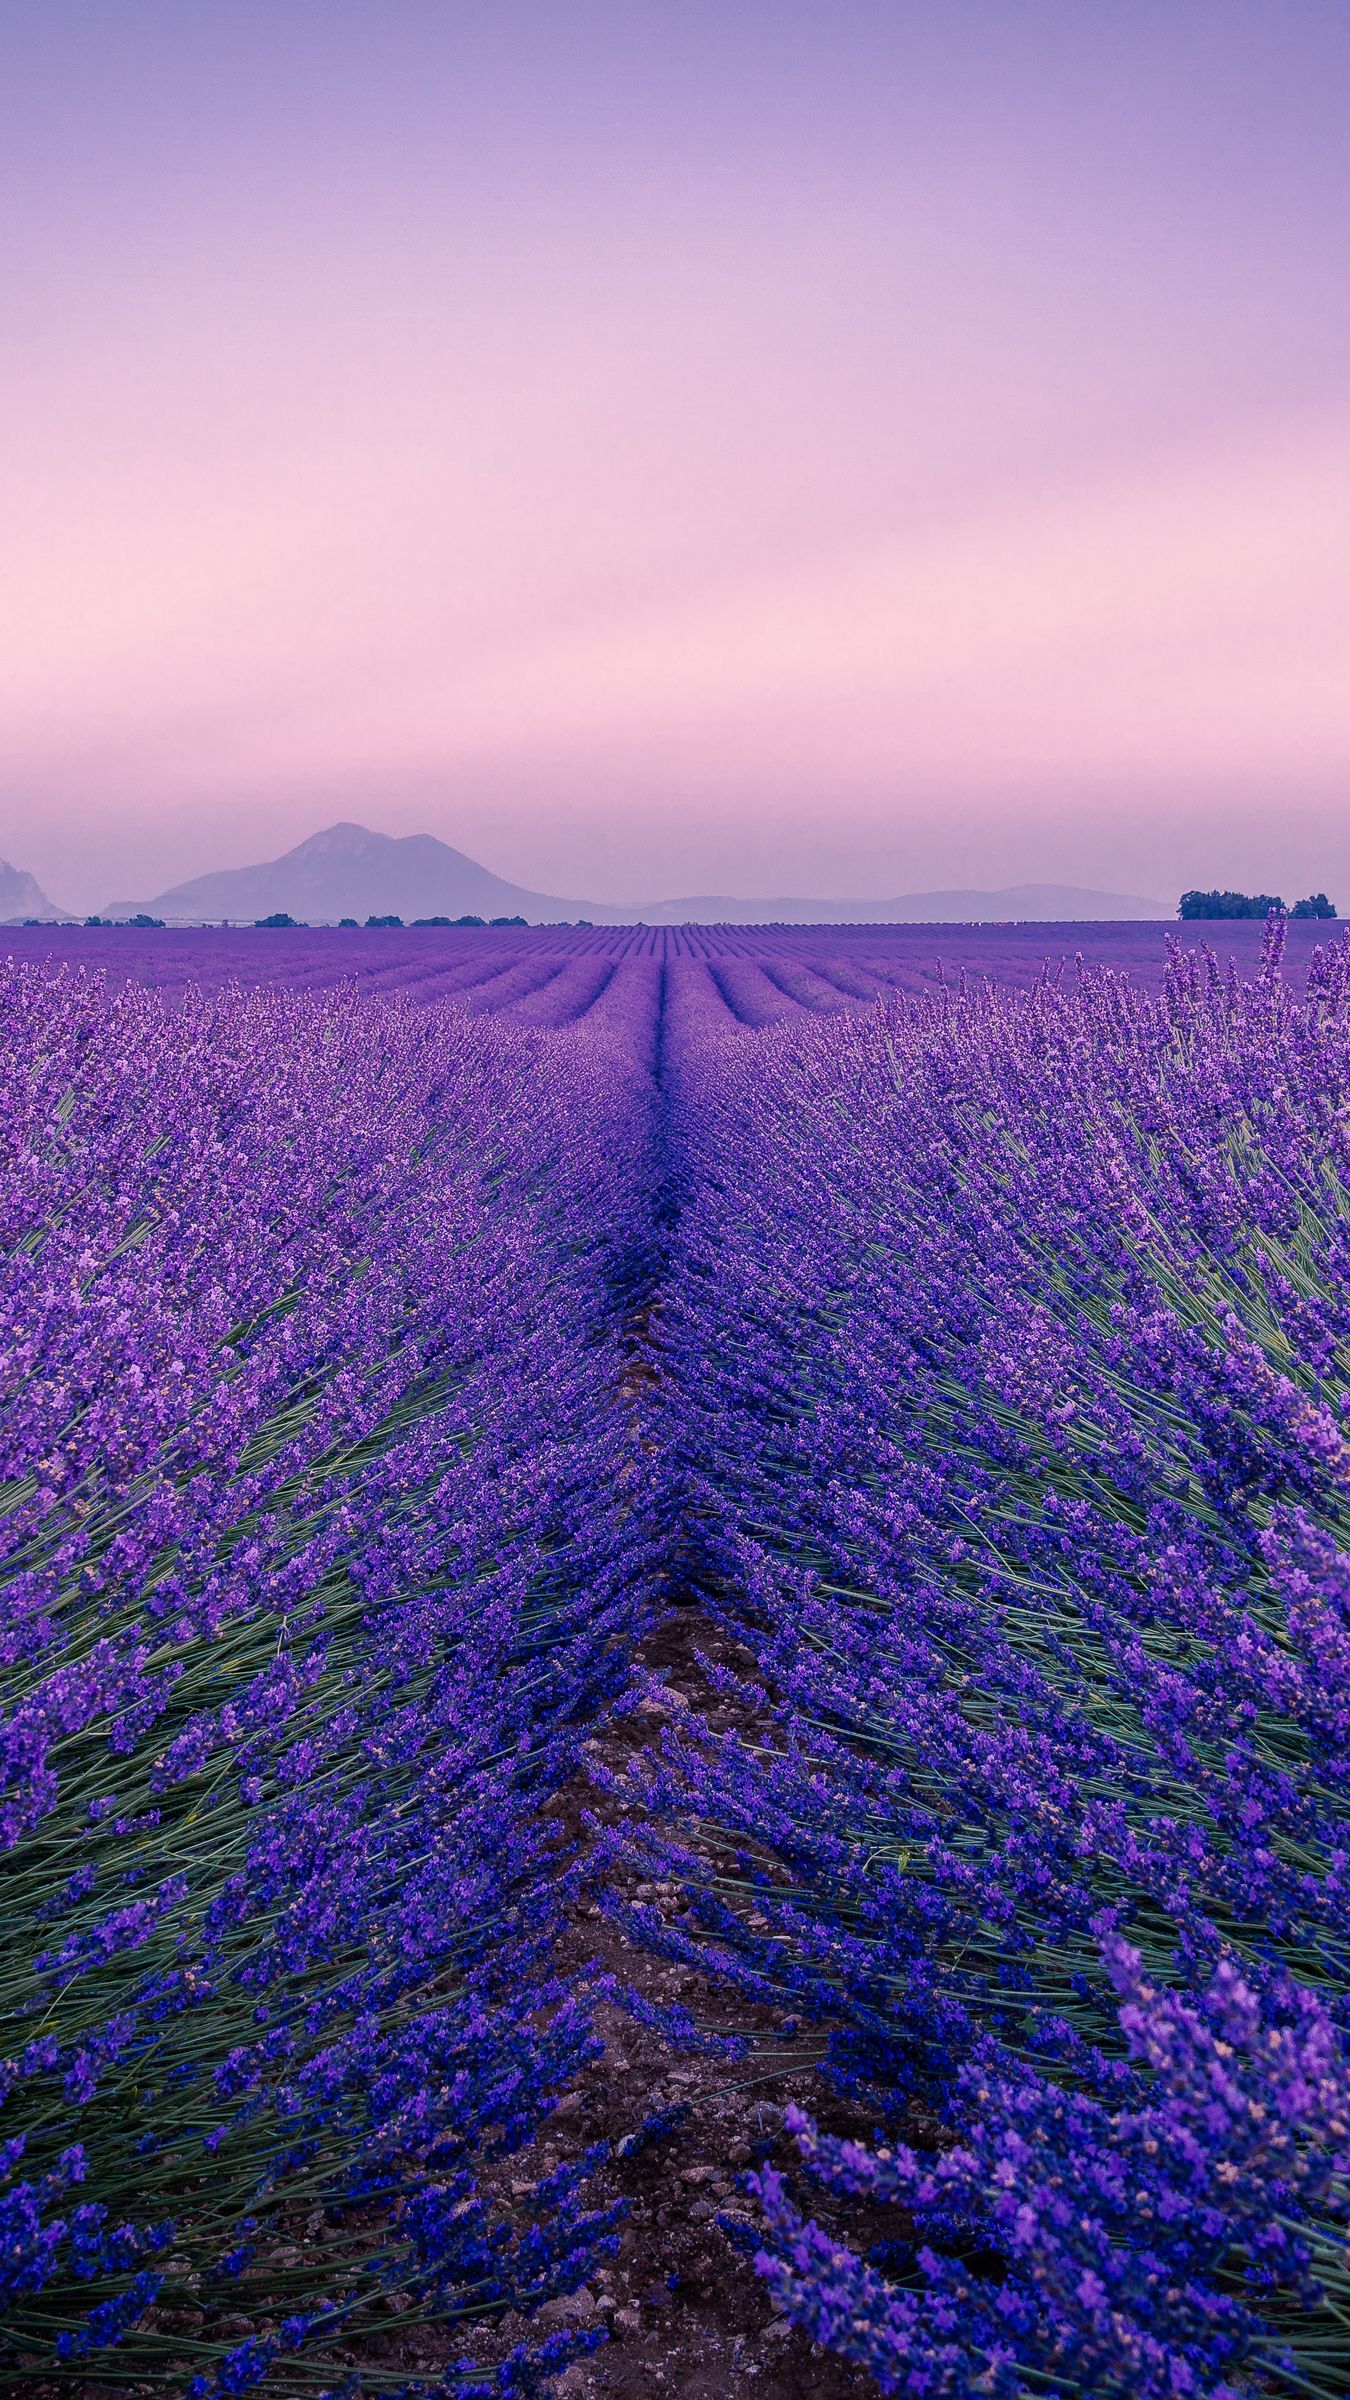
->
{"left": 2, "top": 917, "right": 1332, "bottom": 1016}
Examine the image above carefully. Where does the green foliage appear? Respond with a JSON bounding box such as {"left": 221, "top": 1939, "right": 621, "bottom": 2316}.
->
{"left": 1177, "top": 889, "right": 1284, "bottom": 919}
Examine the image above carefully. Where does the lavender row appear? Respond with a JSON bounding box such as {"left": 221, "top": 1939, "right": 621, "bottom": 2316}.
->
{"left": 0, "top": 965, "right": 659, "bottom": 2393}
{"left": 623, "top": 924, "right": 1350, "bottom": 2397}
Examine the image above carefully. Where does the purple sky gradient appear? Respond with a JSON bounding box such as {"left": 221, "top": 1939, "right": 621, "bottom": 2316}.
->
{"left": 4, "top": 2, "right": 1349, "bottom": 912}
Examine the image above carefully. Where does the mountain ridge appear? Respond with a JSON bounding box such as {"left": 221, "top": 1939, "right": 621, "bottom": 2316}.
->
{"left": 98, "top": 822, "right": 1168, "bottom": 924}
{"left": 625, "top": 881, "right": 1167, "bottom": 924}
{"left": 0, "top": 858, "right": 71, "bottom": 923}
{"left": 102, "top": 821, "right": 580, "bottom": 925}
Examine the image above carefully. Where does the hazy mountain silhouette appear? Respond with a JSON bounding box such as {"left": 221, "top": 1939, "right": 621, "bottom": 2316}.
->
{"left": 100, "top": 822, "right": 1168, "bottom": 925}
{"left": 104, "top": 822, "right": 582, "bottom": 925}
{"left": 632, "top": 882, "right": 1167, "bottom": 923}
{"left": 0, "top": 858, "right": 71, "bottom": 922}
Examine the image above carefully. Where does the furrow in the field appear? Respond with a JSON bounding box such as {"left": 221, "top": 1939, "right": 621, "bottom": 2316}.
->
{"left": 454, "top": 953, "right": 571, "bottom": 1013}
{"left": 805, "top": 955, "right": 890, "bottom": 1000}
{"left": 659, "top": 958, "right": 748, "bottom": 1070}
{"left": 854, "top": 946, "right": 963, "bottom": 997}
{"left": 494, "top": 955, "right": 617, "bottom": 1027}
{"left": 704, "top": 958, "right": 808, "bottom": 1026}
{"left": 338, "top": 955, "right": 514, "bottom": 1001}
{"left": 757, "top": 958, "right": 855, "bottom": 1013}
{"left": 572, "top": 956, "right": 664, "bottom": 1076}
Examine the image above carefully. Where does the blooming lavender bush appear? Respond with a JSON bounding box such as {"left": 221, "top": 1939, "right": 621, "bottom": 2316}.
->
{"left": 626, "top": 923, "right": 1350, "bottom": 2396}
{"left": 0, "top": 966, "right": 656, "bottom": 2391}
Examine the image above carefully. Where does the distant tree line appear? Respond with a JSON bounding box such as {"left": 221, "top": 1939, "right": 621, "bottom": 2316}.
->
{"left": 357, "top": 913, "right": 531, "bottom": 928}
{"left": 253, "top": 913, "right": 534, "bottom": 929}
{"left": 60, "top": 912, "right": 547, "bottom": 931}
{"left": 76, "top": 913, "right": 167, "bottom": 928}
{"left": 1178, "top": 890, "right": 1337, "bottom": 920}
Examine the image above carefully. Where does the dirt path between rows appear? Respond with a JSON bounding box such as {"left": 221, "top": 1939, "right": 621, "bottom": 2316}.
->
{"left": 511, "top": 1039, "right": 874, "bottom": 2396}
{"left": 519, "top": 1604, "right": 872, "bottom": 2400}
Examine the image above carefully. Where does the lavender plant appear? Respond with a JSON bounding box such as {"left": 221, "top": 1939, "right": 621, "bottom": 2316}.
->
{"left": 0, "top": 966, "right": 657, "bottom": 2392}
{"left": 625, "top": 922, "right": 1350, "bottom": 2396}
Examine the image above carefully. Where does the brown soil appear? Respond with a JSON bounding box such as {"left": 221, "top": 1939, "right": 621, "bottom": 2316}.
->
{"left": 473, "top": 1603, "right": 880, "bottom": 2400}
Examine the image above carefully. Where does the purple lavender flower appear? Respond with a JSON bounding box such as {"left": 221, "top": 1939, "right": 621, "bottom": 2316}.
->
{"left": 0, "top": 966, "right": 653, "bottom": 2386}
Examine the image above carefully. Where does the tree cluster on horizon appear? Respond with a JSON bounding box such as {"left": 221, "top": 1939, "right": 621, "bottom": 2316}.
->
{"left": 1178, "top": 889, "right": 1337, "bottom": 920}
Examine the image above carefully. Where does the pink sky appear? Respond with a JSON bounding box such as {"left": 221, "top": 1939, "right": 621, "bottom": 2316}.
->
{"left": 3, "top": 4, "right": 1349, "bottom": 911}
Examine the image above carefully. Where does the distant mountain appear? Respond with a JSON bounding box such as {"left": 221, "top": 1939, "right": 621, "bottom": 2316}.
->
{"left": 0, "top": 858, "right": 71, "bottom": 923}
{"left": 103, "top": 822, "right": 1169, "bottom": 926}
{"left": 631, "top": 882, "right": 1168, "bottom": 924}
{"left": 104, "top": 822, "right": 586, "bottom": 926}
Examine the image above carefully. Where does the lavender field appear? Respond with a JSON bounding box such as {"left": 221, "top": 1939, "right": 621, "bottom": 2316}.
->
{"left": 2, "top": 916, "right": 1338, "bottom": 1021}
{"left": 4, "top": 920, "right": 1350, "bottom": 2399}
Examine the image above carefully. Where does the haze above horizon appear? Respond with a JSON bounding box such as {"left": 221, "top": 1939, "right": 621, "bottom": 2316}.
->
{"left": 4, "top": 3, "right": 1348, "bottom": 915}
